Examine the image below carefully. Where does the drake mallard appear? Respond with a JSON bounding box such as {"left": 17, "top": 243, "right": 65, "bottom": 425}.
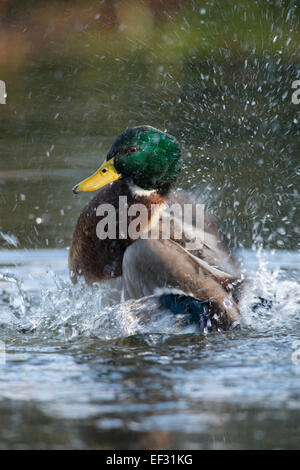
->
{"left": 69, "top": 126, "right": 243, "bottom": 331}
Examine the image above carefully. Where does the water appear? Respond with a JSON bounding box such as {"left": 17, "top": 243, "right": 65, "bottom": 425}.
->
{"left": 0, "top": 0, "right": 299, "bottom": 450}
{"left": 0, "top": 248, "right": 299, "bottom": 449}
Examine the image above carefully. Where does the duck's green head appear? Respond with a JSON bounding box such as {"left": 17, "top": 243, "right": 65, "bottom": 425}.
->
{"left": 73, "top": 126, "right": 181, "bottom": 195}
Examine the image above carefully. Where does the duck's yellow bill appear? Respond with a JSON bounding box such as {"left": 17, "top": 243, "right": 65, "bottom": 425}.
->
{"left": 73, "top": 158, "right": 121, "bottom": 194}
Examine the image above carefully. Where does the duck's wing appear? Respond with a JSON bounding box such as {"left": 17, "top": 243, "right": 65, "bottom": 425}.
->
{"left": 166, "top": 190, "right": 241, "bottom": 279}
{"left": 122, "top": 238, "right": 241, "bottom": 328}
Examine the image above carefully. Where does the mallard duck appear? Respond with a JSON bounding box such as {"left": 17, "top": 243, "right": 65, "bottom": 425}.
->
{"left": 69, "top": 125, "right": 243, "bottom": 330}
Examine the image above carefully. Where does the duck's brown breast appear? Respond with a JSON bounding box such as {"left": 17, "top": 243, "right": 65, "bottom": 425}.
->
{"left": 69, "top": 180, "right": 165, "bottom": 284}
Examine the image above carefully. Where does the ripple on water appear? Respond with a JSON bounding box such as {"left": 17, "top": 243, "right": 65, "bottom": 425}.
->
{"left": 0, "top": 248, "right": 300, "bottom": 449}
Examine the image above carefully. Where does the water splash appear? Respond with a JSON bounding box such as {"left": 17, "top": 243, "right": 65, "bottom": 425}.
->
{"left": 1, "top": 249, "right": 299, "bottom": 342}
{"left": 240, "top": 248, "right": 300, "bottom": 332}
{"left": 0, "top": 232, "right": 19, "bottom": 248}
{"left": 0, "top": 271, "right": 31, "bottom": 317}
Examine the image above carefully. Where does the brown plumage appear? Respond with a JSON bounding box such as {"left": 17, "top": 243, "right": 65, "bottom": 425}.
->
{"left": 69, "top": 179, "right": 165, "bottom": 284}
{"left": 69, "top": 179, "right": 243, "bottom": 328}
{"left": 69, "top": 126, "right": 243, "bottom": 329}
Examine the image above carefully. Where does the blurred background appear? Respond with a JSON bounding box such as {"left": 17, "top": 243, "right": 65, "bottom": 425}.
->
{"left": 0, "top": 0, "right": 300, "bottom": 451}
{"left": 0, "top": 0, "right": 299, "bottom": 250}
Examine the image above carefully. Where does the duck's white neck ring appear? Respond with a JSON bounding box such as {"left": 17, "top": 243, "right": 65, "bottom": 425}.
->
{"left": 127, "top": 180, "right": 158, "bottom": 198}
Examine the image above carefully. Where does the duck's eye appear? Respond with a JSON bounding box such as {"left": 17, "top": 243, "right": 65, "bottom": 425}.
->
{"left": 102, "top": 169, "right": 107, "bottom": 173}
{"left": 130, "top": 147, "right": 138, "bottom": 153}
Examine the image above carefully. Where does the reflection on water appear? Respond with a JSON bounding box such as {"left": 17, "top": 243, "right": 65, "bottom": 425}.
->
{"left": 0, "top": 249, "right": 299, "bottom": 449}
{"left": 0, "top": 0, "right": 299, "bottom": 450}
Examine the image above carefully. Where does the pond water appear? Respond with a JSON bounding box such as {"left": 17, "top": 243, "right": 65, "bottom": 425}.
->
{"left": 0, "top": 248, "right": 299, "bottom": 449}
{"left": 0, "top": 0, "right": 299, "bottom": 449}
